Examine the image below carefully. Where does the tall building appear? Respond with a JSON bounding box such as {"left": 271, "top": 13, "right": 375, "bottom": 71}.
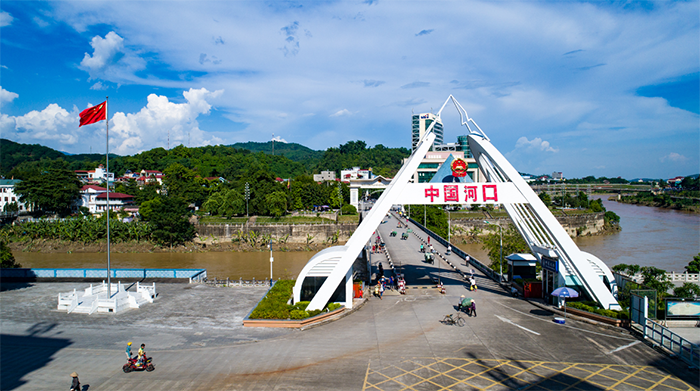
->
{"left": 411, "top": 113, "right": 443, "bottom": 151}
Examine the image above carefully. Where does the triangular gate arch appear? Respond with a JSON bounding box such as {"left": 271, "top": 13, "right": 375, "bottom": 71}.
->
{"left": 294, "top": 95, "right": 620, "bottom": 311}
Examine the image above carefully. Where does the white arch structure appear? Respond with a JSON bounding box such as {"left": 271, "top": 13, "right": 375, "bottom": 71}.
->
{"left": 295, "top": 95, "right": 620, "bottom": 311}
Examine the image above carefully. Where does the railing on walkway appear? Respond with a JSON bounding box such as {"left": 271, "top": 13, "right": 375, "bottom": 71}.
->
{"left": 202, "top": 277, "right": 274, "bottom": 287}
{"left": 406, "top": 217, "right": 502, "bottom": 283}
{"left": 615, "top": 271, "right": 699, "bottom": 284}
{"left": 639, "top": 319, "right": 699, "bottom": 368}
{"left": 1, "top": 268, "right": 207, "bottom": 282}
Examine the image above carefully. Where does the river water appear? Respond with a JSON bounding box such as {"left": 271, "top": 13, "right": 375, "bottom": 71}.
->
{"left": 12, "top": 197, "right": 700, "bottom": 278}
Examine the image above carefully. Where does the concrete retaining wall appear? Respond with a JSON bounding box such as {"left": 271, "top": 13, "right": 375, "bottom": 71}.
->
{"left": 451, "top": 212, "right": 605, "bottom": 238}
{"left": 196, "top": 223, "right": 357, "bottom": 243}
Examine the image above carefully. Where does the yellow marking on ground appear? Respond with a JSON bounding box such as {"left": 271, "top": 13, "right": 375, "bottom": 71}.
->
{"left": 363, "top": 358, "right": 697, "bottom": 391}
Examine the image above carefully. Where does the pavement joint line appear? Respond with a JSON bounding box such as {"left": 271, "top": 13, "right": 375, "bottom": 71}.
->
{"left": 494, "top": 300, "right": 636, "bottom": 341}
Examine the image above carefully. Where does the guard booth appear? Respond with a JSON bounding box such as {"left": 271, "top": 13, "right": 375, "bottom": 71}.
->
{"left": 507, "top": 253, "right": 541, "bottom": 298}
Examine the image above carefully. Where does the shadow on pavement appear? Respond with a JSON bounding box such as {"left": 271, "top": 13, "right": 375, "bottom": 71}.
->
{"left": 1, "top": 331, "right": 73, "bottom": 390}
{"left": 0, "top": 282, "right": 34, "bottom": 292}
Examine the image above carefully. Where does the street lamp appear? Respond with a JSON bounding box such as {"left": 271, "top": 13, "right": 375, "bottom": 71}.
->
{"left": 484, "top": 220, "right": 503, "bottom": 283}
{"left": 269, "top": 239, "right": 274, "bottom": 286}
{"left": 447, "top": 209, "right": 451, "bottom": 244}
{"left": 245, "top": 182, "right": 250, "bottom": 218}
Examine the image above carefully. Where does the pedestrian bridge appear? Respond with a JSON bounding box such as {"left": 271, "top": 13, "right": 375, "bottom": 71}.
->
{"left": 295, "top": 95, "right": 620, "bottom": 312}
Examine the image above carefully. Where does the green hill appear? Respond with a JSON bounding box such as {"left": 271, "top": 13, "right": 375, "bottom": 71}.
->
{"left": 229, "top": 141, "right": 323, "bottom": 162}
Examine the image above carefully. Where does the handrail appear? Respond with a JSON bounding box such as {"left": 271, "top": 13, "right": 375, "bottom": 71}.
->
{"left": 642, "top": 319, "right": 699, "bottom": 368}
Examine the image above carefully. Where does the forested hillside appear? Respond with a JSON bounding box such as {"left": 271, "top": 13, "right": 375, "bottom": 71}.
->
{"left": 230, "top": 141, "right": 323, "bottom": 163}
{"left": 2, "top": 139, "right": 411, "bottom": 181}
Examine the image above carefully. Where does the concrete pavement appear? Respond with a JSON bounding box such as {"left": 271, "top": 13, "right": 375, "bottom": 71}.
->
{"left": 1, "top": 213, "right": 698, "bottom": 390}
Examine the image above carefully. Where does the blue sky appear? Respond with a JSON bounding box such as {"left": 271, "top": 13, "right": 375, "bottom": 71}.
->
{"left": 1, "top": 1, "right": 698, "bottom": 179}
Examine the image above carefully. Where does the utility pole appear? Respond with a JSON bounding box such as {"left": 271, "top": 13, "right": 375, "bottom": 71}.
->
{"left": 245, "top": 182, "right": 250, "bottom": 218}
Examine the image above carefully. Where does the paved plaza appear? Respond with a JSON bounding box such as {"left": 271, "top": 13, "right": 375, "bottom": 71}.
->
{"left": 1, "top": 215, "right": 698, "bottom": 390}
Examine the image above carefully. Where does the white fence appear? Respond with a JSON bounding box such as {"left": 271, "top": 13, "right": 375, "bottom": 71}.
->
{"left": 57, "top": 281, "right": 157, "bottom": 314}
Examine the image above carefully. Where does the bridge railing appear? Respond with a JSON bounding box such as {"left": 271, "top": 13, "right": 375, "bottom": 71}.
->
{"left": 0, "top": 268, "right": 207, "bottom": 282}
{"left": 406, "top": 216, "right": 502, "bottom": 283}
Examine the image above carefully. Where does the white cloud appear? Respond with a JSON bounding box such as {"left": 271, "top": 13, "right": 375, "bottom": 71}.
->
{"left": 0, "top": 87, "right": 19, "bottom": 104}
{"left": 90, "top": 81, "right": 108, "bottom": 90}
{"left": 0, "top": 11, "right": 13, "bottom": 27}
{"left": 4, "top": 103, "right": 80, "bottom": 144}
{"left": 272, "top": 135, "right": 287, "bottom": 143}
{"left": 660, "top": 152, "right": 687, "bottom": 163}
{"left": 79, "top": 31, "right": 145, "bottom": 82}
{"left": 514, "top": 136, "right": 559, "bottom": 153}
{"left": 109, "top": 88, "right": 223, "bottom": 154}
{"left": 330, "top": 109, "right": 352, "bottom": 117}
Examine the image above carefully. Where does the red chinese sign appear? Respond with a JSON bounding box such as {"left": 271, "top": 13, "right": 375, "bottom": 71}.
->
{"left": 423, "top": 184, "right": 500, "bottom": 203}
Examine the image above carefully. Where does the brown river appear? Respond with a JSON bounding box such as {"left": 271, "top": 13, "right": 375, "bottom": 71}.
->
{"left": 13, "top": 197, "right": 699, "bottom": 279}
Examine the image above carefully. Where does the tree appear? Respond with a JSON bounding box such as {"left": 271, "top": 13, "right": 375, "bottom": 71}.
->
{"left": 538, "top": 192, "right": 551, "bottom": 207}
{"left": 162, "top": 163, "right": 206, "bottom": 206}
{"left": 0, "top": 241, "right": 21, "bottom": 268}
{"left": 341, "top": 204, "right": 357, "bottom": 215}
{"left": 265, "top": 191, "right": 287, "bottom": 218}
{"left": 481, "top": 225, "right": 529, "bottom": 274}
{"left": 685, "top": 253, "right": 700, "bottom": 273}
{"left": 673, "top": 282, "right": 700, "bottom": 298}
{"left": 640, "top": 266, "right": 674, "bottom": 296}
{"left": 139, "top": 196, "right": 195, "bottom": 247}
{"left": 14, "top": 166, "right": 82, "bottom": 216}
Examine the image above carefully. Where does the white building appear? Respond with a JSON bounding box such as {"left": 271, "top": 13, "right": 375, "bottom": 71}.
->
{"left": 412, "top": 113, "right": 444, "bottom": 151}
{"left": 0, "top": 179, "right": 31, "bottom": 212}
{"left": 313, "top": 171, "right": 336, "bottom": 182}
{"left": 78, "top": 185, "right": 108, "bottom": 213}
{"left": 552, "top": 172, "right": 563, "bottom": 181}
{"left": 77, "top": 165, "right": 115, "bottom": 184}
{"left": 77, "top": 185, "right": 136, "bottom": 214}
{"left": 340, "top": 167, "right": 373, "bottom": 182}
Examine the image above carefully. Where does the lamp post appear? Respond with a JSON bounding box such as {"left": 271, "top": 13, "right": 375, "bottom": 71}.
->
{"left": 484, "top": 220, "right": 503, "bottom": 283}
{"left": 269, "top": 239, "right": 274, "bottom": 286}
{"left": 447, "top": 209, "right": 451, "bottom": 244}
{"left": 245, "top": 182, "right": 250, "bottom": 218}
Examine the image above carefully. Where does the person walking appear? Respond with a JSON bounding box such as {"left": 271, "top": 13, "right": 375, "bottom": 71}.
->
{"left": 69, "top": 372, "right": 80, "bottom": 391}
{"left": 379, "top": 282, "right": 384, "bottom": 299}
{"left": 125, "top": 341, "right": 133, "bottom": 360}
{"left": 469, "top": 299, "right": 477, "bottom": 317}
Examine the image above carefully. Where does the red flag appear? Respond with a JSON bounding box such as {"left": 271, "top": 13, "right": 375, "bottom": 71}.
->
{"left": 79, "top": 101, "right": 106, "bottom": 127}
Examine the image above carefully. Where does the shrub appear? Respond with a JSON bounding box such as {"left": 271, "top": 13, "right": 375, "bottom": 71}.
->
{"left": 289, "top": 309, "right": 309, "bottom": 319}
{"left": 567, "top": 302, "right": 629, "bottom": 320}
{"left": 248, "top": 282, "right": 345, "bottom": 320}
{"left": 249, "top": 280, "right": 295, "bottom": 319}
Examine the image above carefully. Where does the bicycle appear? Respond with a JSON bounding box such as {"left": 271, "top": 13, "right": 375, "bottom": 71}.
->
{"left": 441, "top": 312, "right": 465, "bottom": 327}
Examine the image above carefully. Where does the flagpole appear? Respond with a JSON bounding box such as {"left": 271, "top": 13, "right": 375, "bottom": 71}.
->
{"left": 106, "top": 96, "right": 111, "bottom": 299}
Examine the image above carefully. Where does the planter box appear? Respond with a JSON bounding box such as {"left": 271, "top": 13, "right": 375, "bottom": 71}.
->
{"left": 564, "top": 307, "right": 630, "bottom": 327}
{"left": 243, "top": 306, "right": 345, "bottom": 328}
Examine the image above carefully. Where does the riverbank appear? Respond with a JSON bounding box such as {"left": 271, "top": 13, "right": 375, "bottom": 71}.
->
{"left": 7, "top": 238, "right": 345, "bottom": 255}
{"left": 612, "top": 193, "right": 700, "bottom": 213}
